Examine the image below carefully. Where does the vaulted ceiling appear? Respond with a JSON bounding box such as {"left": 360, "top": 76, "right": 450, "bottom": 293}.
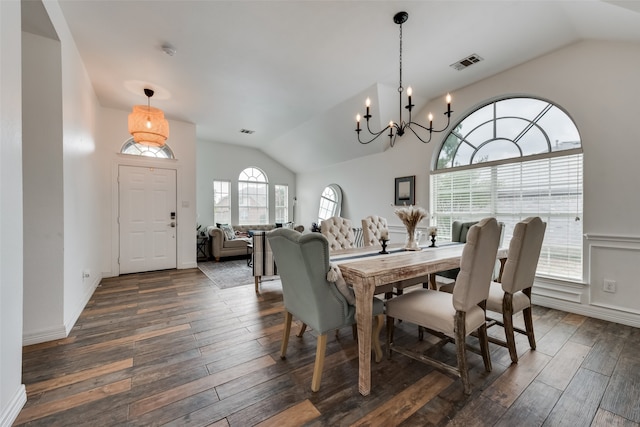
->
{"left": 52, "top": 1, "right": 640, "bottom": 172}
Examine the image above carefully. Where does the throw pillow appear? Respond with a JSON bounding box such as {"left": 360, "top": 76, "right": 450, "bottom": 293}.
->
{"left": 220, "top": 224, "right": 236, "bottom": 240}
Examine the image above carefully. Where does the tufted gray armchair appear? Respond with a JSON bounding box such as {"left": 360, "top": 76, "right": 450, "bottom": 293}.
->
{"left": 320, "top": 216, "right": 356, "bottom": 251}
{"left": 267, "top": 228, "right": 384, "bottom": 392}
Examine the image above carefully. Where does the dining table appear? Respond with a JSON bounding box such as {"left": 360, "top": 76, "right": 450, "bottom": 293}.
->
{"left": 331, "top": 242, "right": 508, "bottom": 396}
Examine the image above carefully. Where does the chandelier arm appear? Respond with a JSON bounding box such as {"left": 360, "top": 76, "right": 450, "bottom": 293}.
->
{"left": 406, "top": 125, "right": 434, "bottom": 144}
{"left": 428, "top": 113, "right": 453, "bottom": 133}
{"left": 390, "top": 132, "right": 399, "bottom": 147}
{"left": 356, "top": 124, "right": 392, "bottom": 145}
{"left": 366, "top": 119, "right": 384, "bottom": 136}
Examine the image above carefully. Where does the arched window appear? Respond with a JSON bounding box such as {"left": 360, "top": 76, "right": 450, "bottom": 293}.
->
{"left": 318, "top": 184, "right": 343, "bottom": 223}
{"left": 238, "top": 167, "right": 268, "bottom": 225}
{"left": 432, "top": 96, "right": 583, "bottom": 280}
{"left": 120, "top": 138, "right": 175, "bottom": 159}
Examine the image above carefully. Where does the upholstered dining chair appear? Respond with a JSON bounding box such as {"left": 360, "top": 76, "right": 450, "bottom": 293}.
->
{"left": 385, "top": 217, "right": 501, "bottom": 395}
{"left": 267, "top": 228, "right": 385, "bottom": 392}
{"left": 361, "top": 215, "right": 388, "bottom": 247}
{"left": 437, "top": 220, "right": 505, "bottom": 292}
{"left": 321, "top": 216, "right": 356, "bottom": 251}
{"left": 486, "top": 216, "right": 546, "bottom": 364}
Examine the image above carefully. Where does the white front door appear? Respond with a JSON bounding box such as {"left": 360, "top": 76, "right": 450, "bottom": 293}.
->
{"left": 119, "top": 165, "right": 177, "bottom": 274}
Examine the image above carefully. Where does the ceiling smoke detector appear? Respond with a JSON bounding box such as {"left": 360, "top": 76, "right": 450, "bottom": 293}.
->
{"left": 162, "top": 43, "right": 176, "bottom": 56}
{"left": 450, "top": 53, "right": 483, "bottom": 71}
{"left": 239, "top": 129, "right": 255, "bottom": 134}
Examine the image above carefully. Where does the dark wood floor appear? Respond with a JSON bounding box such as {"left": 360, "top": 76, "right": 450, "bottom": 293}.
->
{"left": 14, "top": 267, "right": 640, "bottom": 426}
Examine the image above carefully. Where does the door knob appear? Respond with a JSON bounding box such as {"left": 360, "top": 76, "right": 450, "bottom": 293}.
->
{"left": 170, "top": 222, "right": 176, "bottom": 228}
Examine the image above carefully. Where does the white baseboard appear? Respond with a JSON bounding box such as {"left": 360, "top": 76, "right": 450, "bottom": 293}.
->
{"left": 0, "top": 384, "right": 26, "bottom": 427}
{"left": 65, "top": 274, "right": 103, "bottom": 335}
{"left": 23, "top": 274, "right": 102, "bottom": 346}
{"left": 180, "top": 261, "right": 198, "bottom": 269}
{"left": 22, "top": 323, "right": 68, "bottom": 346}
{"left": 532, "top": 295, "right": 640, "bottom": 328}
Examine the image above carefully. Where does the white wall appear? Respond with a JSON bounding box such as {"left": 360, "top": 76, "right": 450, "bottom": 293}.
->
{"left": 98, "top": 108, "right": 198, "bottom": 276}
{"left": 0, "top": 1, "right": 27, "bottom": 425}
{"left": 19, "top": 0, "right": 104, "bottom": 346}
{"left": 21, "top": 30, "right": 66, "bottom": 343}
{"left": 196, "top": 140, "right": 296, "bottom": 228}
{"left": 297, "top": 40, "right": 640, "bottom": 327}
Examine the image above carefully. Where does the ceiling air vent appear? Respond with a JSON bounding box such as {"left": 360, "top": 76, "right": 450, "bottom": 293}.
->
{"left": 450, "top": 54, "right": 483, "bottom": 71}
{"left": 239, "top": 129, "right": 255, "bottom": 134}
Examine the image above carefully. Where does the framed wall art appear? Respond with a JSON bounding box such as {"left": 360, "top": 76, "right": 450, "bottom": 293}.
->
{"left": 394, "top": 175, "right": 415, "bottom": 206}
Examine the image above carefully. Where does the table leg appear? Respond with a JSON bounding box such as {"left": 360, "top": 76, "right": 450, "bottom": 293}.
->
{"left": 352, "top": 277, "right": 375, "bottom": 396}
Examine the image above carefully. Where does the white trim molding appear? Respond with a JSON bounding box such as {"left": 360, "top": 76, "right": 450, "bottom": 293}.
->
{"left": 529, "top": 234, "right": 640, "bottom": 328}
{"left": 0, "top": 384, "right": 26, "bottom": 427}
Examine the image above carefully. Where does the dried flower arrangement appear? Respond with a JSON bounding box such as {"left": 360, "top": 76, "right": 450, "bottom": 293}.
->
{"left": 394, "top": 205, "right": 428, "bottom": 250}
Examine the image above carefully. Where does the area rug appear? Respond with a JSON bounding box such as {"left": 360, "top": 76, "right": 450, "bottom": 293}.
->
{"left": 198, "top": 258, "right": 255, "bottom": 289}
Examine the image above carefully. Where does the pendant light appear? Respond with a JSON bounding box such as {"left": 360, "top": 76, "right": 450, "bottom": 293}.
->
{"left": 128, "top": 88, "right": 170, "bottom": 147}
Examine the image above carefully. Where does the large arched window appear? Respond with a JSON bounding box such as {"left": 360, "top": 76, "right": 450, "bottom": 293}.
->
{"left": 238, "top": 167, "right": 268, "bottom": 225}
{"left": 432, "top": 96, "right": 583, "bottom": 280}
{"left": 120, "top": 138, "right": 175, "bottom": 159}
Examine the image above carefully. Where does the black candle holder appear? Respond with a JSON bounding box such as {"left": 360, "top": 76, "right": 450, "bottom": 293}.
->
{"left": 379, "top": 239, "right": 389, "bottom": 254}
{"left": 429, "top": 234, "right": 437, "bottom": 248}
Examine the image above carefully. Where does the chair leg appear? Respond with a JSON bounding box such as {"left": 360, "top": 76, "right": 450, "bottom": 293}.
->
{"left": 523, "top": 288, "right": 536, "bottom": 350}
{"left": 454, "top": 311, "right": 471, "bottom": 395}
{"left": 523, "top": 306, "right": 537, "bottom": 350}
{"left": 297, "top": 323, "right": 307, "bottom": 338}
{"left": 386, "top": 315, "right": 395, "bottom": 358}
{"left": 254, "top": 276, "right": 260, "bottom": 293}
{"left": 478, "top": 321, "right": 492, "bottom": 373}
{"left": 503, "top": 294, "right": 519, "bottom": 364}
{"left": 311, "top": 334, "right": 327, "bottom": 392}
{"left": 372, "top": 314, "right": 384, "bottom": 363}
{"left": 281, "top": 312, "right": 292, "bottom": 359}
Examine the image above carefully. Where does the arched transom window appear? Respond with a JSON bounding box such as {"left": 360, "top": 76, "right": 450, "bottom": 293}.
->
{"left": 120, "top": 138, "right": 175, "bottom": 159}
{"left": 238, "top": 167, "right": 268, "bottom": 225}
{"left": 432, "top": 96, "right": 583, "bottom": 280}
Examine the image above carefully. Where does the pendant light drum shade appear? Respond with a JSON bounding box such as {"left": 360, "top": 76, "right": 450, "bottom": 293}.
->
{"left": 128, "top": 88, "right": 169, "bottom": 147}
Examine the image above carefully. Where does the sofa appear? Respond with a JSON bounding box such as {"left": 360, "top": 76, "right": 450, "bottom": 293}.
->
{"left": 207, "top": 223, "right": 305, "bottom": 261}
{"left": 207, "top": 224, "right": 275, "bottom": 261}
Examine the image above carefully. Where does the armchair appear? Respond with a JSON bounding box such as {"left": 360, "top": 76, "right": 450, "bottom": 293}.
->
{"left": 267, "top": 228, "right": 384, "bottom": 392}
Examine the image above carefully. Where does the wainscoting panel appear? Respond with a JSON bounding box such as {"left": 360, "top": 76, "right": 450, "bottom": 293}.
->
{"left": 587, "top": 235, "right": 640, "bottom": 315}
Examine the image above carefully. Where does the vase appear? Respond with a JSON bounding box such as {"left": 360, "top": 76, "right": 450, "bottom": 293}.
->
{"left": 404, "top": 226, "right": 421, "bottom": 251}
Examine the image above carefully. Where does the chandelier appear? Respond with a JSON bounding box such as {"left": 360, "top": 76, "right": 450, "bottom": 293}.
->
{"left": 128, "top": 88, "right": 170, "bottom": 147}
{"left": 355, "top": 11, "right": 452, "bottom": 146}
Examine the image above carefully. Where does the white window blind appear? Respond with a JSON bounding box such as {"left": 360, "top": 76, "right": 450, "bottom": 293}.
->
{"left": 275, "top": 184, "right": 288, "bottom": 223}
{"left": 432, "top": 153, "right": 583, "bottom": 280}
{"left": 213, "top": 180, "right": 231, "bottom": 225}
{"left": 238, "top": 167, "right": 268, "bottom": 225}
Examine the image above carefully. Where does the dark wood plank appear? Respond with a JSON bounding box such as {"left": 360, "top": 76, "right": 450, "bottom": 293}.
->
{"left": 544, "top": 368, "right": 609, "bottom": 426}
{"left": 12, "top": 266, "right": 640, "bottom": 427}
{"left": 495, "top": 380, "right": 562, "bottom": 427}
